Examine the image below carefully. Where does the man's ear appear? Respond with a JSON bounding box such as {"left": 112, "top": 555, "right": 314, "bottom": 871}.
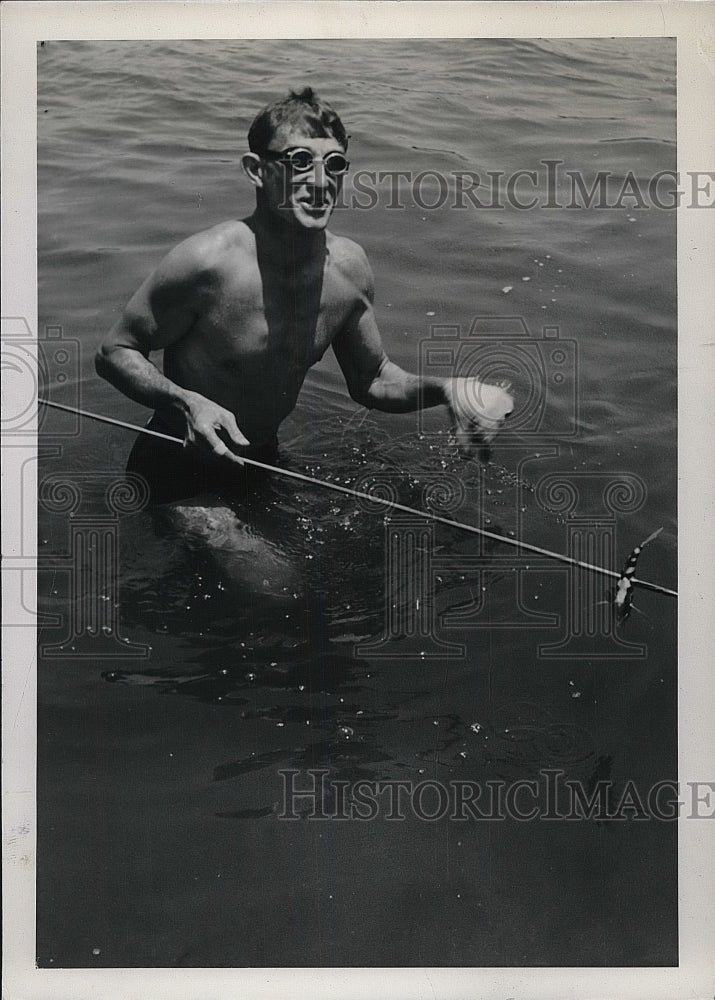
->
{"left": 241, "top": 152, "right": 264, "bottom": 189}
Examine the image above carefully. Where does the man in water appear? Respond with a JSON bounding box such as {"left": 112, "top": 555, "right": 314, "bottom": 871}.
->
{"left": 96, "top": 87, "right": 513, "bottom": 506}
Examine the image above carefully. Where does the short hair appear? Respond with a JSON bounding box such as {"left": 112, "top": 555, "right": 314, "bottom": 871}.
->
{"left": 247, "top": 87, "right": 349, "bottom": 156}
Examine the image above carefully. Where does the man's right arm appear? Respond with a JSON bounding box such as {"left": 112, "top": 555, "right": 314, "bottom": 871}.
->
{"left": 96, "top": 235, "right": 248, "bottom": 464}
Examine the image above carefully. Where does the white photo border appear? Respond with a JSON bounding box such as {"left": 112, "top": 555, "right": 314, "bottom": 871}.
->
{"left": 2, "top": 2, "right": 713, "bottom": 998}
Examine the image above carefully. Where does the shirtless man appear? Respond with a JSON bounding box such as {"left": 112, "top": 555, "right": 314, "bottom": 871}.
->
{"left": 96, "top": 88, "right": 513, "bottom": 507}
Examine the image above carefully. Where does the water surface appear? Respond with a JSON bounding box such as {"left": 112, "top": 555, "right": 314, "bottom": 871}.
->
{"left": 37, "top": 38, "right": 677, "bottom": 967}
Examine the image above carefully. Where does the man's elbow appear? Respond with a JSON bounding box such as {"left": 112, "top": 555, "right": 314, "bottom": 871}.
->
{"left": 95, "top": 337, "right": 129, "bottom": 385}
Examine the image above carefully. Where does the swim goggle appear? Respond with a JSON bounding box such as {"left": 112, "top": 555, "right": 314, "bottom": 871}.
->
{"left": 261, "top": 147, "right": 350, "bottom": 177}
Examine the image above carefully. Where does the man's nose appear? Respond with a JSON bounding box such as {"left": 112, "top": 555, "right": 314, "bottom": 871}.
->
{"left": 304, "top": 159, "right": 329, "bottom": 187}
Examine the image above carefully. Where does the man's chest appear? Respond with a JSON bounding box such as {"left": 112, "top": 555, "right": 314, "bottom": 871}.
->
{"left": 197, "top": 266, "right": 356, "bottom": 370}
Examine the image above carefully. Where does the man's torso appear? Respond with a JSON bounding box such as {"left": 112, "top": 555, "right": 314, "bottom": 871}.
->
{"left": 160, "top": 220, "right": 367, "bottom": 445}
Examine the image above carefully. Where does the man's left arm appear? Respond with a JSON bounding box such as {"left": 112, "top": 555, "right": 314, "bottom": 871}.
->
{"left": 332, "top": 312, "right": 444, "bottom": 413}
{"left": 331, "top": 251, "right": 513, "bottom": 456}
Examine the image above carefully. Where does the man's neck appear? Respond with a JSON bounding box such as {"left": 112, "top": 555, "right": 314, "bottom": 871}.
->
{"left": 248, "top": 205, "right": 327, "bottom": 272}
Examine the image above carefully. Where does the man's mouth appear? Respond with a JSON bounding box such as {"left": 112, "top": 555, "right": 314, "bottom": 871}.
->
{"left": 298, "top": 199, "right": 331, "bottom": 214}
{"left": 295, "top": 191, "right": 333, "bottom": 213}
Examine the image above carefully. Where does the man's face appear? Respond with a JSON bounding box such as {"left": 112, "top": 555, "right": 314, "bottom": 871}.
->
{"left": 260, "top": 126, "right": 347, "bottom": 231}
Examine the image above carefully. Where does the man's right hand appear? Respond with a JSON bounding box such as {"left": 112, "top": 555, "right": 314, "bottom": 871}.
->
{"left": 179, "top": 392, "right": 249, "bottom": 466}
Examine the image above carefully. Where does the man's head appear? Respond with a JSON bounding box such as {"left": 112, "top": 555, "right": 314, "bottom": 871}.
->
{"left": 242, "top": 88, "right": 349, "bottom": 232}
{"left": 247, "top": 87, "right": 348, "bottom": 158}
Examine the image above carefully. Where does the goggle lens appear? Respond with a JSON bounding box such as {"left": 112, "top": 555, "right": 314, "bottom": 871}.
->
{"left": 266, "top": 147, "right": 349, "bottom": 176}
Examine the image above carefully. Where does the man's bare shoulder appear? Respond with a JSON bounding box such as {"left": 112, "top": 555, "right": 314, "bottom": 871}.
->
{"left": 327, "top": 232, "right": 370, "bottom": 270}
{"left": 327, "top": 233, "right": 373, "bottom": 297}
{"left": 157, "top": 220, "right": 254, "bottom": 282}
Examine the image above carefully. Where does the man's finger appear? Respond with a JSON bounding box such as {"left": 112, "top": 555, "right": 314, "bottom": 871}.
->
{"left": 212, "top": 441, "right": 244, "bottom": 466}
{"left": 220, "top": 414, "right": 250, "bottom": 449}
{"left": 206, "top": 431, "right": 244, "bottom": 465}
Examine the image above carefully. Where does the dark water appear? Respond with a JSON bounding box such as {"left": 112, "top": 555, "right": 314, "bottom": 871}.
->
{"left": 37, "top": 39, "right": 677, "bottom": 967}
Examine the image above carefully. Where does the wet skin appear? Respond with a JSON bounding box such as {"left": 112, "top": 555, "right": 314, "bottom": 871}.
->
{"left": 96, "top": 126, "right": 513, "bottom": 468}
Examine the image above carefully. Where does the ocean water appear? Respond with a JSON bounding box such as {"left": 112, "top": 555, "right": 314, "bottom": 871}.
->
{"left": 36, "top": 38, "right": 677, "bottom": 967}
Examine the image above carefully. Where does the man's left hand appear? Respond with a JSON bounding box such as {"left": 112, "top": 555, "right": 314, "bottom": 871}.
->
{"left": 445, "top": 377, "right": 514, "bottom": 459}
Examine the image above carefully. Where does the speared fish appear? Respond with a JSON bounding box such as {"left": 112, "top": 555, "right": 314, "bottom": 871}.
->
{"left": 613, "top": 527, "right": 664, "bottom": 622}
